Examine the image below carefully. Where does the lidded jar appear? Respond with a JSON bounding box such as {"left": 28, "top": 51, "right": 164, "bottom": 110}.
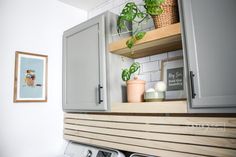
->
{"left": 126, "top": 76, "right": 145, "bottom": 103}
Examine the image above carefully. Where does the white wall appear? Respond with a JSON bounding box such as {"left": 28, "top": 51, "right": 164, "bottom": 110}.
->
{"left": 0, "top": 0, "right": 87, "bottom": 157}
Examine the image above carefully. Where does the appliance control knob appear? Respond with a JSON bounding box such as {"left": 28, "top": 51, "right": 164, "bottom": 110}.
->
{"left": 86, "top": 150, "right": 92, "bottom": 157}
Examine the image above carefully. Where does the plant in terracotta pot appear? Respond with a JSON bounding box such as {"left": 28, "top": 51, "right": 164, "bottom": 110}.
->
{"left": 122, "top": 62, "right": 146, "bottom": 103}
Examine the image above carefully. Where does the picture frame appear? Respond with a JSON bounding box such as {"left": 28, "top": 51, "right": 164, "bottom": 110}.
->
{"left": 161, "top": 56, "right": 186, "bottom": 100}
{"left": 14, "top": 51, "right": 48, "bottom": 102}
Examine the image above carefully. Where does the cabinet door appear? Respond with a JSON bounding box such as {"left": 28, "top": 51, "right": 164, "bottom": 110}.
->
{"left": 63, "top": 15, "right": 107, "bottom": 111}
{"left": 180, "top": 0, "right": 236, "bottom": 112}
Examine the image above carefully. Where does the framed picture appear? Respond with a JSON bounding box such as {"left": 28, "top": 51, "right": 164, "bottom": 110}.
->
{"left": 161, "top": 56, "right": 186, "bottom": 100}
{"left": 14, "top": 51, "right": 48, "bottom": 102}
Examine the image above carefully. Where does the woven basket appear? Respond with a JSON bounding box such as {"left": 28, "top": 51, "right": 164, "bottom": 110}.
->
{"left": 151, "top": 0, "right": 179, "bottom": 29}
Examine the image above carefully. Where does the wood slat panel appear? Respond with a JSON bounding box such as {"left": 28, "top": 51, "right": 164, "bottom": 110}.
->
{"left": 65, "top": 118, "right": 236, "bottom": 138}
{"left": 64, "top": 113, "right": 236, "bottom": 156}
{"left": 64, "top": 135, "right": 207, "bottom": 157}
{"left": 64, "top": 129, "right": 236, "bottom": 157}
{"left": 64, "top": 123, "right": 236, "bottom": 149}
{"left": 65, "top": 113, "right": 236, "bottom": 127}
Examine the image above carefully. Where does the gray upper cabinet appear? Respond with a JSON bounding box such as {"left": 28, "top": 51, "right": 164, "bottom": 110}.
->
{"left": 62, "top": 14, "right": 107, "bottom": 112}
{"left": 180, "top": 0, "right": 236, "bottom": 112}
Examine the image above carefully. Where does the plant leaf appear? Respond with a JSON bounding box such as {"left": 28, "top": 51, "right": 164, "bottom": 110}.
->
{"left": 126, "top": 37, "right": 136, "bottom": 49}
{"left": 129, "top": 62, "right": 141, "bottom": 74}
{"left": 117, "top": 2, "right": 139, "bottom": 34}
{"left": 144, "top": 0, "right": 165, "bottom": 15}
{"left": 121, "top": 69, "right": 130, "bottom": 81}
{"left": 135, "top": 32, "right": 146, "bottom": 40}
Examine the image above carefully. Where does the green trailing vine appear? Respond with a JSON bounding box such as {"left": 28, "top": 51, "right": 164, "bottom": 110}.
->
{"left": 117, "top": 2, "right": 146, "bottom": 34}
{"left": 126, "top": 32, "right": 146, "bottom": 49}
{"left": 117, "top": 0, "right": 165, "bottom": 49}
{"left": 144, "top": 0, "right": 165, "bottom": 16}
{"left": 122, "top": 62, "right": 141, "bottom": 81}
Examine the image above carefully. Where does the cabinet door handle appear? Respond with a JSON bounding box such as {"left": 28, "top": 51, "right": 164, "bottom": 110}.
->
{"left": 98, "top": 84, "right": 103, "bottom": 104}
{"left": 190, "top": 71, "right": 196, "bottom": 99}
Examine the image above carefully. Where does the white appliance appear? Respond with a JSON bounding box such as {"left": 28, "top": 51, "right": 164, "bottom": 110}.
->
{"left": 130, "top": 153, "right": 157, "bottom": 157}
{"left": 58, "top": 142, "right": 125, "bottom": 157}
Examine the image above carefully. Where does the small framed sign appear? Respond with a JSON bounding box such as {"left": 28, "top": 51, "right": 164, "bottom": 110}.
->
{"left": 14, "top": 51, "right": 48, "bottom": 102}
{"left": 161, "top": 57, "right": 186, "bottom": 100}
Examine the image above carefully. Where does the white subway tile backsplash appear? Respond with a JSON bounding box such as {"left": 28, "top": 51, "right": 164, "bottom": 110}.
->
{"left": 159, "top": 61, "right": 163, "bottom": 70}
{"left": 139, "top": 64, "right": 143, "bottom": 73}
{"left": 150, "top": 53, "right": 168, "bottom": 61}
{"left": 134, "top": 56, "right": 150, "bottom": 63}
{"left": 151, "top": 71, "right": 161, "bottom": 81}
{"left": 142, "top": 61, "right": 159, "bottom": 73}
{"left": 145, "top": 82, "right": 156, "bottom": 90}
{"left": 168, "top": 50, "right": 183, "bottom": 58}
{"left": 138, "top": 73, "right": 151, "bottom": 82}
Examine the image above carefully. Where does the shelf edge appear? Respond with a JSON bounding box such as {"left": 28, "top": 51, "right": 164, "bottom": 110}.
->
{"left": 111, "top": 101, "right": 187, "bottom": 113}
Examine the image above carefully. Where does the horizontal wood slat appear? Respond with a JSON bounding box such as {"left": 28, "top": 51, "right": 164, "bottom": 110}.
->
{"left": 64, "top": 113, "right": 236, "bottom": 157}
{"left": 64, "top": 118, "right": 236, "bottom": 138}
{"left": 64, "top": 124, "right": 236, "bottom": 155}
{"left": 65, "top": 113, "right": 236, "bottom": 127}
{"left": 64, "top": 129, "right": 236, "bottom": 157}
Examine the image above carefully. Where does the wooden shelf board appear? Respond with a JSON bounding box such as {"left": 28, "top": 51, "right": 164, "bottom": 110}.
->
{"left": 109, "top": 23, "right": 182, "bottom": 59}
{"left": 111, "top": 100, "right": 187, "bottom": 113}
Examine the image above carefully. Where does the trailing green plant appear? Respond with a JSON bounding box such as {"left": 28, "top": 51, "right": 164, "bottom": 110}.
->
{"left": 126, "top": 32, "right": 146, "bottom": 49}
{"left": 121, "top": 62, "right": 141, "bottom": 81}
{"left": 117, "top": 0, "right": 165, "bottom": 49}
{"left": 117, "top": 2, "right": 146, "bottom": 33}
{"left": 144, "top": 0, "right": 165, "bottom": 16}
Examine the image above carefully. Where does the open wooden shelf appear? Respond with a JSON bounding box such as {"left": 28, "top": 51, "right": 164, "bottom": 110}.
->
{"left": 110, "top": 100, "right": 187, "bottom": 113}
{"left": 109, "top": 23, "right": 182, "bottom": 59}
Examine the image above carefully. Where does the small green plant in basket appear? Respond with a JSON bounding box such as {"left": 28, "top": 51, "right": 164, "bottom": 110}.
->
{"left": 144, "top": 0, "right": 165, "bottom": 16}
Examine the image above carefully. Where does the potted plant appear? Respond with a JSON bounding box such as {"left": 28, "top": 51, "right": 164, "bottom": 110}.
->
{"left": 146, "top": 0, "right": 179, "bottom": 28}
{"left": 117, "top": 0, "right": 179, "bottom": 49}
{"left": 122, "top": 62, "right": 145, "bottom": 103}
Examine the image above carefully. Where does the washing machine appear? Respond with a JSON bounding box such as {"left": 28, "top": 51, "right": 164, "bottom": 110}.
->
{"left": 57, "top": 142, "right": 125, "bottom": 157}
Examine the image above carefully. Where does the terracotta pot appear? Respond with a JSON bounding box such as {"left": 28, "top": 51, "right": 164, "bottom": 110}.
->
{"left": 126, "top": 77, "right": 145, "bottom": 103}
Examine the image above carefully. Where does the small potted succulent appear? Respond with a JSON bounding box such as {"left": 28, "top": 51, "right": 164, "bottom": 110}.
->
{"left": 122, "top": 62, "right": 145, "bottom": 103}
